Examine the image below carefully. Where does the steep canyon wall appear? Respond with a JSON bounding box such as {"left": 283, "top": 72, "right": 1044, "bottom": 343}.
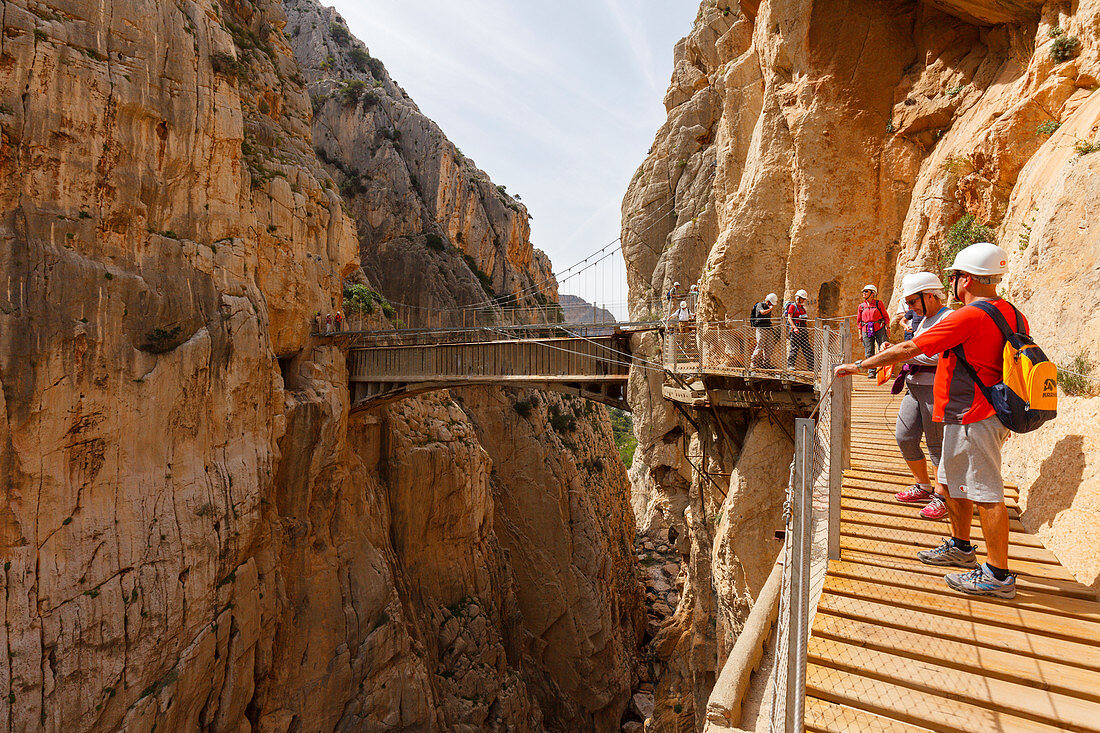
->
{"left": 623, "top": 0, "right": 1100, "bottom": 730}
{"left": 0, "top": 0, "right": 642, "bottom": 730}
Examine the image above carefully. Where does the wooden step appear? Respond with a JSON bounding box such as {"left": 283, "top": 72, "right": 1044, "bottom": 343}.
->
{"left": 831, "top": 548, "right": 1091, "bottom": 598}
{"left": 808, "top": 637, "right": 1100, "bottom": 731}
{"left": 840, "top": 499, "right": 1034, "bottom": 539}
{"left": 841, "top": 486, "right": 1022, "bottom": 517}
{"left": 823, "top": 574, "right": 1100, "bottom": 647}
{"left": 816, "top": 592, "right": 1100, "bottom": 671}
{"left": 837, "top": 535, "right": 1080, "bottom": 586}
{"left": 839, "top": 522, "right": 1063, "bottom": 568}
{"left": 807, "top": 663, "right": 1072, "bottom": 733}
{"left": 805, "top": 696, "right": 935, "bottom": 733}
{"left": 842, "top": 507, "right": 1043, "bottom": 550}
{"left": 827, "top": 558, "right": 1100, "bottom": 620}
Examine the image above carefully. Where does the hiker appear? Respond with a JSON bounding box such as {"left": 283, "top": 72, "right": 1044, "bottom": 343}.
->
{"left": 312, "top": 311, "right": 322, "bottom": 333}
{"left": 325, "top": 313, "right": 334, "bottom": 335}
{"left": 689, "top": 281, "right": 700, "bottom": 312}
{"left": 857, "top": 284, "right": 890, "bottom": 378}
{"left": 786, "top": 290, "right": 814, "bottom": 371}
{"left": 833, "top": 242, "right": 1021, "bottom": 598}
{"left": 750, "top": 293, "right": 779, "bottom": 368}
{"left": 666, "top": 281, "right": 681, "bottom": 317}
{"left": 334, "top": 310, "right": 344, "bottom": 332}
{"left": 672, "top": 300, "right": 693, "bottom": 327}
{"left": 890, "top": 273, "right": 950, "bottom": 520}
{"left": 898, "top": 299, "right": 922, "bottom": 341}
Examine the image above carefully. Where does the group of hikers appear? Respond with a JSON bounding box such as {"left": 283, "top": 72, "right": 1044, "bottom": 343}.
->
{"left": 830, "top": 241, "right": 1046, "bottom": 600}
{"left": 738, "top": 242, "right": 1046, "bottom": 599}
{"left": 313, "top": 311, "right": 345, "bottom": 334}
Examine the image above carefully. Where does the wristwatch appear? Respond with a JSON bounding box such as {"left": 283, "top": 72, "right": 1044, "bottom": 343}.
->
{"left": 855, "top": 359, "right": 864, "bottom": 371}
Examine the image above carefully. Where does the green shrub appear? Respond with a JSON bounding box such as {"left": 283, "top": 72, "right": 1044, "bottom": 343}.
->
{"left": 143, "top": 326, "right": 183, "bottom": 354}
{"left": 341, "top": 79, "right": 366, "bottom": 105}
{"left": 513, "top": 398, "right": 534, "bottom": 418}
{"left": 548, "top": 405, "right": 576, "bottom": 433}
{"left": 348, "top": 47, "right": 370, "bottom": 71}
{"left": 366, "top": 56, "right": 385, "bottom": 79}
{"left": 1051, "top": 35, "right": 1080, "bottom": 63}
{"left": 608, "top": 408, "right": 637, "bottom": 467}
{"left": 425, "top": 233, "right": 446, "bottom": 251}
{"left": 1073, "top": 138, "right": 1100, "bottom": 156}
{"left": 462, "top": 254, "right": 494, "bottom": 296}
{"left": 946, "top": 84, "right": 965, "bottom": 97}
{"left": 330, "top": 22, "right": 351, "bottom": 46}
{"left": 343, "top": 283, "right": 384, "bottom": 315}
{"left": 210, "top": 52, "right": 244, "bottom": 79}
{"left": 1058, "top": 352, "right": 1095, "bottom": 397}
{"left": 1036, "top": 120, "right": 1061, "bottom": 136}
{"left": 940, "top": 214, "right": 995, "bottom": 284}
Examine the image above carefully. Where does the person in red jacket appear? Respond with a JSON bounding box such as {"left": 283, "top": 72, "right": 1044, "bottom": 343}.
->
{"left": 833, "top": 243, "right": 1020, "bottom": 599}
{"left": 857, "top": 284, "right": 890, "bottom": 378}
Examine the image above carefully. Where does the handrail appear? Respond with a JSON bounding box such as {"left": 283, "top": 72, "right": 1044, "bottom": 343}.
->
{"left": 705, "top": 547, "right": 786, "bottom": 729}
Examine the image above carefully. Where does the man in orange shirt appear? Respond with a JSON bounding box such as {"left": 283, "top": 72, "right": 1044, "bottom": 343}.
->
{"left": 834, "top": 243, "right": 1019, "bottom": 599}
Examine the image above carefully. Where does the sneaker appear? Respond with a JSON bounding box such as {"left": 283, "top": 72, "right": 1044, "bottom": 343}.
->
{"left": 945, "top": 564, "right": 1017, "bottom": 599}
{"left": 917, "top": 539, "right": 977, "bottom": 568}
{"left": 920, "top": 495, "right": 948, "bottom": 520}
{"left": 895, "top": 484, "right": 933, "bottom": 503}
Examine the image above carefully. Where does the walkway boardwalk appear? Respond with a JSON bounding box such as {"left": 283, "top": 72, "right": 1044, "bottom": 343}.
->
{"left": 805, "top": 379, "right": 1100, "bottom": 732}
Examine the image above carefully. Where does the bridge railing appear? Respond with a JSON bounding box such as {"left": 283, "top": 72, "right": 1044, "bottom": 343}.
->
{"left": 326, "top": 297, "right": 672, "bottom": 334}
{"left": 664, "top": 320, "right": 844, "bottom": 387}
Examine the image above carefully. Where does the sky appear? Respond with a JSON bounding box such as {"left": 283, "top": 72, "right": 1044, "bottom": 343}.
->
{"left": 328, "top": 0, "right": 700, "bottom": 317}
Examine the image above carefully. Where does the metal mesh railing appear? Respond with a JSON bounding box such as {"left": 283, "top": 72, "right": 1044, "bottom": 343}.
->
{"left": 664, "top": 320, "right": 843, "bottom": 387}
{"left": 764, "top": 326, "right": 849, "bottom": 732}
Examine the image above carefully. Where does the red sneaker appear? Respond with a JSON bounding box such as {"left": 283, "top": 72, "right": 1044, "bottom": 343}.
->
{"left": 920, "top": 495, "right": 948, "bottom": 520}
{"left": 895, "top": 485, "right": 933, "bottom": 503}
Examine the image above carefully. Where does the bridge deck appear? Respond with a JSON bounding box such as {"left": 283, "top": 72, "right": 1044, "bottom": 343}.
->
{"left": 805, "top": 380, "right": 1100, "bottom": 732}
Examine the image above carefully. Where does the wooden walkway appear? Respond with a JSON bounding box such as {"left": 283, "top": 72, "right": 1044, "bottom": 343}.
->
{"left": 805, "top": 379, "right": 1100, "bottom": 732}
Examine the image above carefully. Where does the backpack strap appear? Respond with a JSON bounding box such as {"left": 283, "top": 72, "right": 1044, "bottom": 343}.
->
{"left": 951, "top": 300, "right": 1017, "bottom": 403}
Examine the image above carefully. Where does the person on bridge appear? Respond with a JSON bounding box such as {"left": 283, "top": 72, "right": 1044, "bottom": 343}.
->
{"left": 751, "top": 292, "right": 778, "bottom": 368}
{"left": 834, "top": 242, "right": 1021, "bottom": 599}
{"left": 786, "top": 290, "right": 814, "bottom": 371}
{"left": 666, "top": 281, "right": 681, "bottom": 317}
{"left": 890, "top": 273, "right": 950, "bottom": 521}
{"left": 335, "top": 310, "right": 344, "bottom": 332}
{"left": 857, "top": 284, "right": 890, "bottom": 378}
{"left": 689, "top": 281, "right": 700, "bottom": 312}
{"left": 673, "top": 300, "right": 693, "bottom": 326}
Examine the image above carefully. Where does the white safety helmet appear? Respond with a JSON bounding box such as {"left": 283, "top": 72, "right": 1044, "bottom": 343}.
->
{"left": 902, "top": 272, "right": 945, "bottom": 297}
{"left": 673, "top": 281, "right": 680, "bottom": 287}
{"left": 795, "top": 289, "right": 809, "bottom": 300}
{"left": 679, "top": 301, "right": 688, "bottom": 308}
{"left": 948, "top": 242, "right": 1008, "bottom": 276}
{"left": 766, "top": 293, "right": 778, "bottom": 305}
{"left": 862, "top": 284, "right": 878, "bottom": 293}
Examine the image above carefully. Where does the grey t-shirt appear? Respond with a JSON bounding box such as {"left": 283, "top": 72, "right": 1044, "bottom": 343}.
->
{"left": 906, "top": 306, "right": 949, "bottom": 385}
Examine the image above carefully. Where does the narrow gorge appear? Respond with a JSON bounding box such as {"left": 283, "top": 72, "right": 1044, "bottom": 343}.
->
{"left": 2, "top": 1, "right": 1098, "bottom": 732}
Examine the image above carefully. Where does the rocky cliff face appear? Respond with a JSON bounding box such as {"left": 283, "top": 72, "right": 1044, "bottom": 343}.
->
{"left": 0, "top": 0, "right": 642, "bottom": 730}
{"left": 623, "top": 0, "right": 1100, "bottom": 730}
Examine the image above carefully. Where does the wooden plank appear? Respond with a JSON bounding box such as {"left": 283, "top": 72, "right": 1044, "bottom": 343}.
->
{"left": 840, "top": 521, "right": 1063, "bottom": 567}
{"left": 823, "top": 574, "right": 1100, "bottom": 646}
{"left": 827, "top": 558, "right": 1100, "bottom": 619}
{"left": 844, "top": 475, "right": 1022, "bottom": 501}
{"left": 840, "top": 498, "right": 1033, "bottom": 538}
{"left": 837, "top": 535, "right": 1082, "bottom": 587}
{"left": 841, "top": 486, "right": 1021, "bottom": 517}
{"left": 817, "top": 592, "right": 1100, "bottom": 671}
{"left": 807, "top": 664, "right": 1071, "bottom": 733}
{"left": 804, "top": 696, "right": 935, "bottom": 733}
{"left": 808, "top": 636, "right": 1100, "bottom": 731}
{"left": 815, "top": 612, "right": 1100, "bottom": 694}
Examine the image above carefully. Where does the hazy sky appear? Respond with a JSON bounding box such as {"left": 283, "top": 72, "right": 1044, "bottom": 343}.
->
{"left": 328, "top": 0, "right": 699, "bottom": 314}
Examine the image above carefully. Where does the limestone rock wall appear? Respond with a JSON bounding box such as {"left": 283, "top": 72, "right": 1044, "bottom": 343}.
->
{"left": 623, "top": 1, "right": 1100, "bottom": 730}
{"left": 0, "top": 0, "right": 642, "bottom": 730}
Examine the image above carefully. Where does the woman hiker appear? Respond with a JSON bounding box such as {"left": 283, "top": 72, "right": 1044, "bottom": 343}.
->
{"left": 889, "top": 272, "right": 951, "bottom": 520}
{"left": 857, "top": 284, "right": 890, "bottom": 377}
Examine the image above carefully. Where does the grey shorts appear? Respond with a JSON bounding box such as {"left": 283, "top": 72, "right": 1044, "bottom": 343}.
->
{"left": 936, "top": 416, "right": 1009, "bottom": 504}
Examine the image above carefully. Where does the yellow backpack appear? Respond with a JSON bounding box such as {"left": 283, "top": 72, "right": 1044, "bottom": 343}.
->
{"left": 952, "top": 300, "right": 1057, "bottom": 433}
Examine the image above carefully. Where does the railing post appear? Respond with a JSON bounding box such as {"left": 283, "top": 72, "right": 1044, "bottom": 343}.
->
{"left": 786, "top": 417, "right": 814, "bottom": 733}
{"left": 828, "top": 326, "right": 851, "bottom": 562}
